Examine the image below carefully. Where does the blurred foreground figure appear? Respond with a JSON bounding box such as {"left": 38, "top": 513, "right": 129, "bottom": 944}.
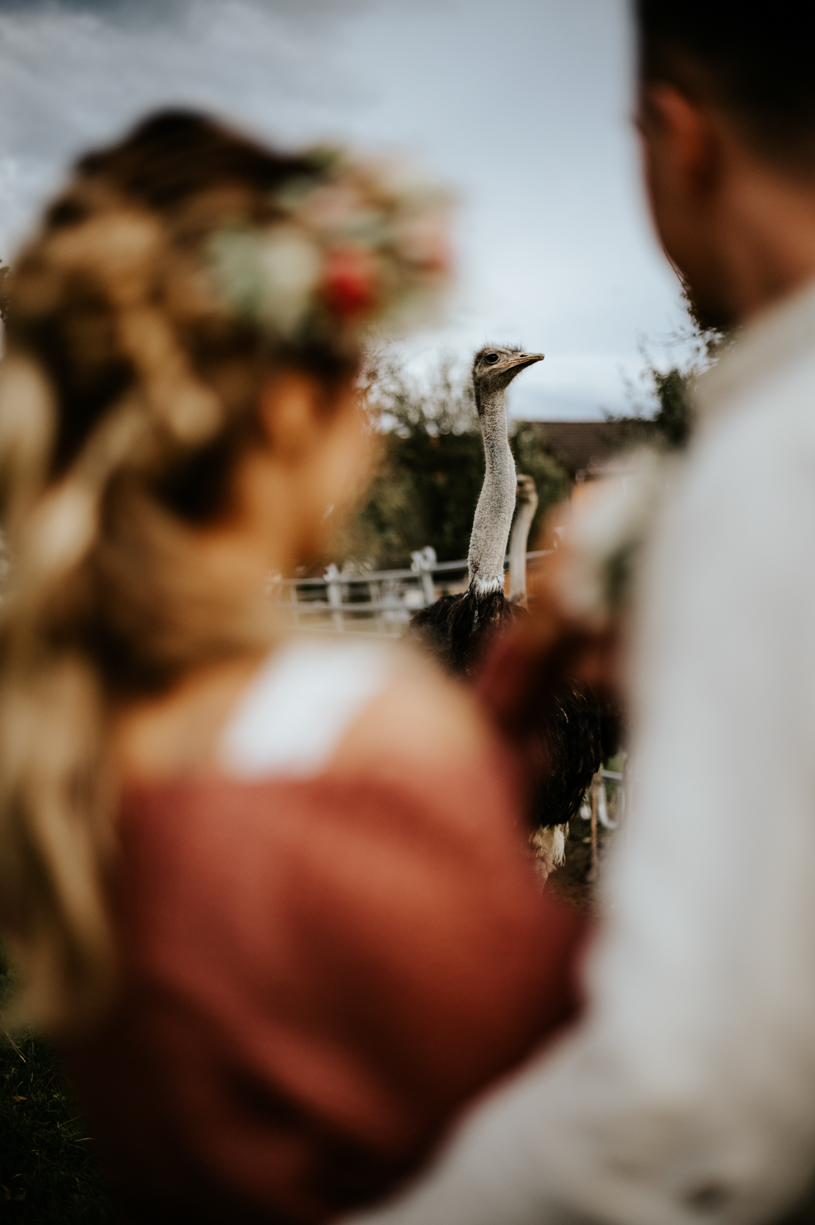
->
{"left": 0, "top": 112, "right": 585, "bottom": 1224}
{"left": 347, "top": 3, "right": 815, "bottom": 1224}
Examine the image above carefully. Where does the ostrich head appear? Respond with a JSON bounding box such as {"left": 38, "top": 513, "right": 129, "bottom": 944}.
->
{"left": 515, "top": 473, "right": 539, "bottom": 507}
{"left": 472, "top": 345, "right": 544, "bottom": 414}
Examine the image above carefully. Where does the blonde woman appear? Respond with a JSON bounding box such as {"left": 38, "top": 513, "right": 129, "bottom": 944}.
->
{"left": 0, "top": 112, "right": 582, "bottom": 1224}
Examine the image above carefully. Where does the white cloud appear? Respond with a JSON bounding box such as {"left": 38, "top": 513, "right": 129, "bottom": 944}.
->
{"left": 0, "top": 0, "right": 686, "bottom": 420}
{"left": 0, "top": 0, "right": 380, "bottom": 246}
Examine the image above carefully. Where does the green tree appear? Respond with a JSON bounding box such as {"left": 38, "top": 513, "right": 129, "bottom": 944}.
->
{"left": 613, "top": 295, "right": 726, "bottom": 452}
{"left": 0, "top": 263, "right": 9, "bottom": 321}
{"left": 511, "top": 419, "right": 572, "bottom": 530}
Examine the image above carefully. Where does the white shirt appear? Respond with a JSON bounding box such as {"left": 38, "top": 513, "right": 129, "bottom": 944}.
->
{"left": 219, "top": 636, "right": 394, "bottom": 779}
{"left": 346, "top": 282, "right": 815, "bottom": 1225}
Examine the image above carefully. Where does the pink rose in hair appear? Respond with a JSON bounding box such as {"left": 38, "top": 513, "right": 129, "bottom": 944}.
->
{"left": 322, "top": 246, "right": 380, "bottom": 318}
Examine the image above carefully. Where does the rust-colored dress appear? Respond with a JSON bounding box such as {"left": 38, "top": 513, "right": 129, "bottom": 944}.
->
{"left": 60, "top": 639, "right": 584, "bottom": 1225}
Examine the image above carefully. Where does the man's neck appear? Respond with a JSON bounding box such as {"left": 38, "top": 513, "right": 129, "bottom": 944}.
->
{"left": 721, "top": 161, "right": 815, "bottom": 325}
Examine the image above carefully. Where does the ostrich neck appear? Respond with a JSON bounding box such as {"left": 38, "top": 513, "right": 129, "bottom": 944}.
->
{"left": 508, "top": 497, "right": 537, "bottom": 606}
{"left": 468, "top": 383, "right": 516, "bottom": 594}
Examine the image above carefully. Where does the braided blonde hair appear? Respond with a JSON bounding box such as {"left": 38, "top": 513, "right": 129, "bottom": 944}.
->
{"left": 0, "top": 111, "right": 451, "bottom": 1032}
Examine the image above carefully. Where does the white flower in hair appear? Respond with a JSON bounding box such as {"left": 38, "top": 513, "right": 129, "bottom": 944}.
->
{"left": 208, "top": 225, "right": 322, "bottom": 339}
{"left": 256, "top": 228, "right": 322, "bottom": 336}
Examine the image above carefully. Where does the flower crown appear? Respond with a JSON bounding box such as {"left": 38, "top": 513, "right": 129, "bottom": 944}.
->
{"left": 207, "top": 147, "right": 453, "bottom": 351}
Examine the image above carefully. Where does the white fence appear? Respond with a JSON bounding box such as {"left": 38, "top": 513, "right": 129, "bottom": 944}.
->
{"left": 268, "top": 547, "right": 550, "bottom": 636}
{"left": 579, "top": 768, "right": 625, "bottom": 879}
{"left": 581, "top": 770, "right": 624, "bottom": 830}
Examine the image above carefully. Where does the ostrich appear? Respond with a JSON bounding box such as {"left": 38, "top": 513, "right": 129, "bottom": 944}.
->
{"left": 409, "top": 344, "right": 608, "bottom": 876}
{"left": 508, "top": 473, "right": 539, "bottom": 608}
{"left": 409, "top": 345, "right": 542, "bottom": 674}
{"left": 506, "top": 470, "right": 564, "bottom": 869}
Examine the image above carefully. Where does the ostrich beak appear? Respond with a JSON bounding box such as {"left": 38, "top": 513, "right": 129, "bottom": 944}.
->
{"left": 496, "top": 351, "right": 545, "bottom": 374}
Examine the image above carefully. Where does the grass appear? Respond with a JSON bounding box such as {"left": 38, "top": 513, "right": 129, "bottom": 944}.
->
{"left": 0, "top": 953, "right": 113, "bottom": 1224}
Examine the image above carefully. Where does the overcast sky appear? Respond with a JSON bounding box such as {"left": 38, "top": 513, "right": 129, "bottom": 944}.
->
{"left": 0, "top": 0, "right": 689, "bottom": 420}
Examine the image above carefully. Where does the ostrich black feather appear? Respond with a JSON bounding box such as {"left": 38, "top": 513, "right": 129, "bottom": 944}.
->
{"left": 408, "top": 588, "right": 512, "bottom": 676}
{"left": 526, "top": 680, "right": 609, "bottom": 829}
{"left": 408, "top": 588, "right": 614, "bottom": 831}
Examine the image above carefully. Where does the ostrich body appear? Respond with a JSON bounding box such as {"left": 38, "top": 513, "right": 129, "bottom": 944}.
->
{"left": 508, "top": 473, "right": 539, "bottom": 607}
{"left": 409, "top": 345, "right": 609, "bottom": 875}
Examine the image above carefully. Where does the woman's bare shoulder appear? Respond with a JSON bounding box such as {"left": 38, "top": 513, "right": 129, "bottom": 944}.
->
{"left": 111, "top": 637, "right": 496, "bottom": 788}
{"left": 331, "top": 645, "right": 495, "bottom": 778}
{"left": 110, "top": 653, "right": 269, "bottom": 783}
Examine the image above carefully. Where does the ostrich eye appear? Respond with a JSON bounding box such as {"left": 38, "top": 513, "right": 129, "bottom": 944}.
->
{"left": 484, "top": 352, "right": 499, "bottom": 364}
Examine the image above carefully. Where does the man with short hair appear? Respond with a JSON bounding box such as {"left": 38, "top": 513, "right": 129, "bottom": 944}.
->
{"left": 349, "top": 4, "right": 815, "bottom": 1223}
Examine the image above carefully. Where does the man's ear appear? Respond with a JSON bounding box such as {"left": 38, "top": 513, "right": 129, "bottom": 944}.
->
{"left": 257, "top": 371, "right": 324, "bottom": 463}
{"left": 639, "top": 82, "right": 722, "bottom": 197}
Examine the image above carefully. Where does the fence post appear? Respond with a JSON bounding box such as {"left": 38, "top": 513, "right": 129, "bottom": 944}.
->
{"left": 597, "top": 774, "right": 617, "bottom": 830}
{"left": 411, "top": 546, "right": 437, "bottom": 607}
{"left": 324, "top": 563, "right": 344, "bottom": 632}
{"left": 587, "top": 775, "right": 600, "bottom": 883}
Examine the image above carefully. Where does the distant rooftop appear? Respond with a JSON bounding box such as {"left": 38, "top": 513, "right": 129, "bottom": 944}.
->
{"left": 520, "top": 419, "right": 629, "bottom": 481}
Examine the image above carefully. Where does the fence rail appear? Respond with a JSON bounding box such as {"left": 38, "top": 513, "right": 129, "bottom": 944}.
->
{"left": 268, "top": 548, "right": 551, "bottom": 634}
